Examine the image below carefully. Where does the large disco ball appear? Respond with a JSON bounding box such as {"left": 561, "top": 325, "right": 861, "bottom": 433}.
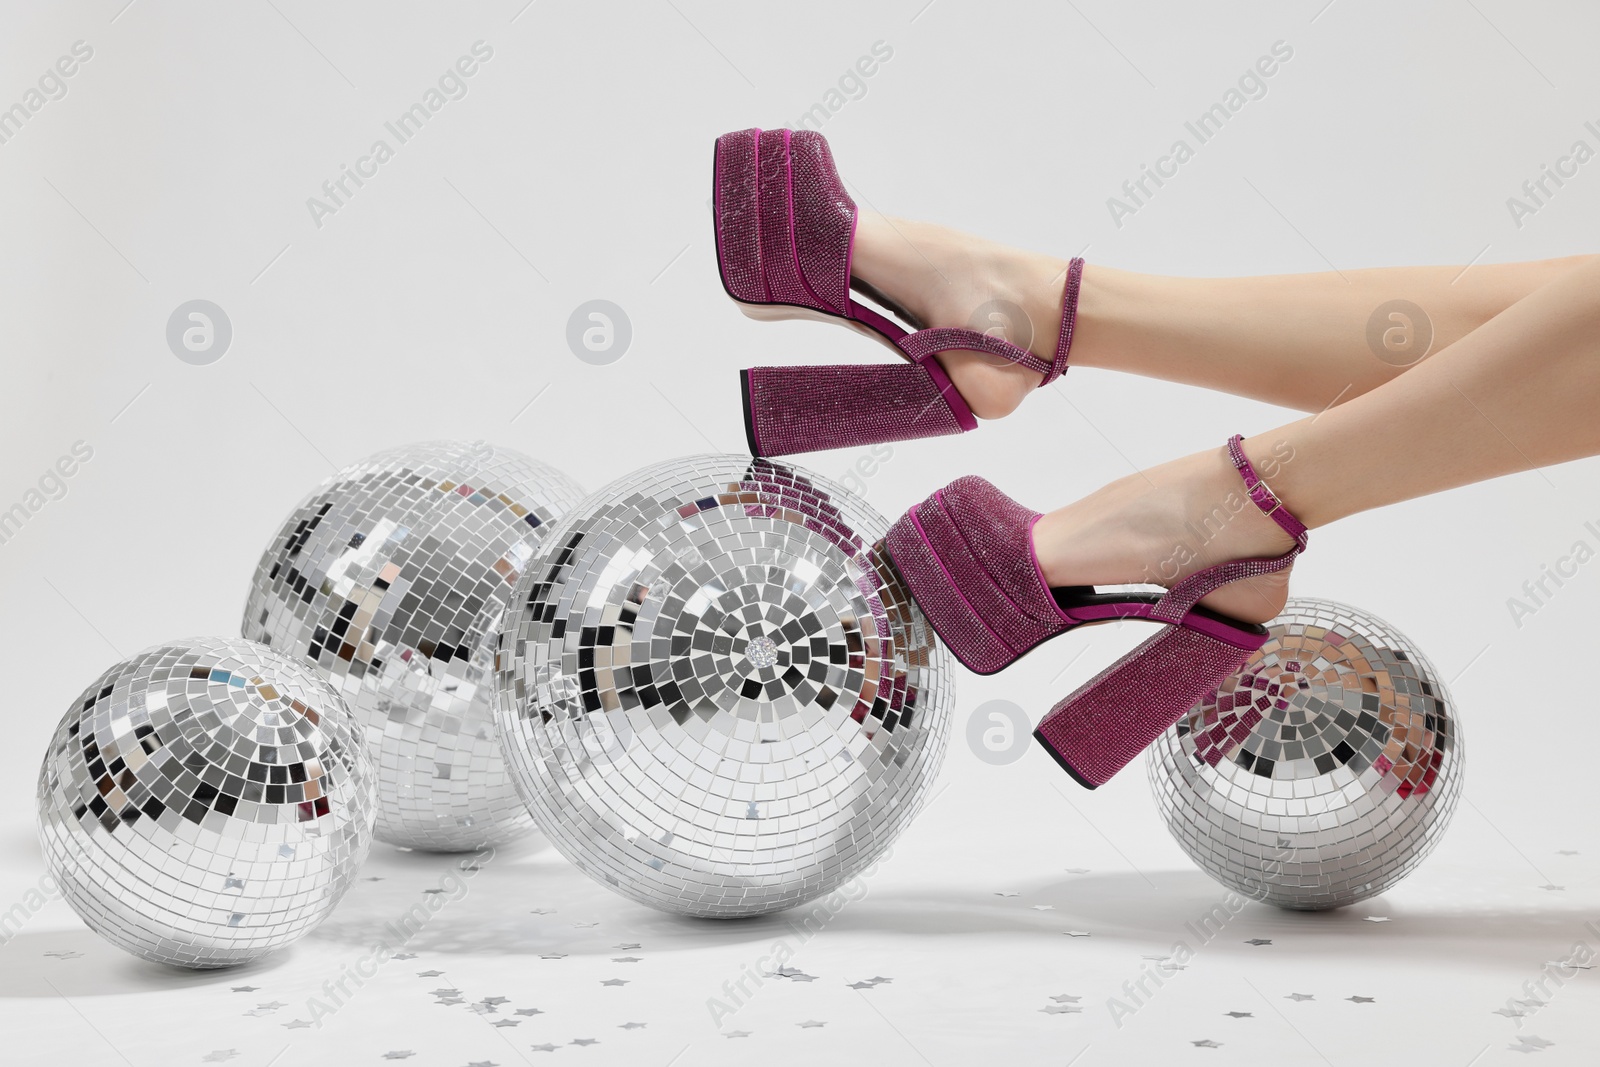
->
{"left": 243, "top": 440, "right": 584, "bottom": 851}
{"left": 495, "top": 455, "right": 952, "bottom": 918}
{"left": 37, "top": 638, "right": 375, "bottom": 968}
{"left": 1148, "top": 598, "right": 1463, "bottom": 910}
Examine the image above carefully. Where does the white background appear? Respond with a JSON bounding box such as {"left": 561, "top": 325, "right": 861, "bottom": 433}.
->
{"left": 1, "top": 1, "right": 1596, "bottom": 1064}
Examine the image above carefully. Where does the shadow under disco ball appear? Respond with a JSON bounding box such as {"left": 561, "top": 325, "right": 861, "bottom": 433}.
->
{"left": 37, "top": 638, "right": 375, "bottom": 968}
{"left": 243, "top": 440, "right": 585, "bottom": 852}
{"left": 1147, "top": 598, "right": 1463, "bottom": 910}
{"left": 495, "top": 455, "right": 952, "bottom": 918}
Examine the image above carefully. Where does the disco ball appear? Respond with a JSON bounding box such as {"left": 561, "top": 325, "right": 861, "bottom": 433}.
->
{"left": 495, "top": 455, "right": 952, "bottom": 918}
{"left": 1148, "top": 598, "right": 1463, "bottom": 910}
{"left": 243, "top": 440, "right": 584, "bottom": 852}
{"left": 37, "top": 638, "right": 375, "bottom": 968}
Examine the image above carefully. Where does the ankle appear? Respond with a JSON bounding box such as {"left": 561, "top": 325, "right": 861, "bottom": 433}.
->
{"left": 1031, "top": 443, "right": 1300, "bottom": 624}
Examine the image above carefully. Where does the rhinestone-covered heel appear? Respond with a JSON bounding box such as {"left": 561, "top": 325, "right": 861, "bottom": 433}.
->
{"left": 714, "top": 126, "right": 1084, "bottom": 458}
{"left": 741, "top": 362, "right": 977, "bottom": 457}
{"left": 1033, "top": 618, "right": 1266, "bottom": 789}
{"left": 884, "top": 436, "right": 1311, "bottom": 787}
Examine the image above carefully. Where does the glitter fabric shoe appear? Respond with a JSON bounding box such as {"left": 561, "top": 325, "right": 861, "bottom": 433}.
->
{"left": 713, "top": 126, "right": 1084, "bottom": 458}
{"left": 884, "top": 435, "right": 1309, "bottom": 788}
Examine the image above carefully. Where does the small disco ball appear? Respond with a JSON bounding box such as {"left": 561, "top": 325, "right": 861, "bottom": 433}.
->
{"left": 243, "top": 440, "right": 585, "bottom": 852}
{"left": 1148, "top": 598, "right": 1463, "bottom": 910}
{"left": 37, "top": 638, "right": 375, "bottom": 968}
{"left": 495, "top": 455, "right": 952, "bottom": 918}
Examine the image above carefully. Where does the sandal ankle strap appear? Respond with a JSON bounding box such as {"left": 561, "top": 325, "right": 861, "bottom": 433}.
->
{"left": 1040, "top": 257, "right": 1084, "bottom": 388}
{"left": 1227, "top": 434, "right": 1308, "bottom": 546}
{"left": 893, "top": 256, "right": 1087, "bottom": 386}
{"left": 1148, "top": 435, "right": 1309, "bottom": 625}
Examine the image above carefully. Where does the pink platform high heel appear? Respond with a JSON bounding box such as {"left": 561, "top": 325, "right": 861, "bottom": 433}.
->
{"left": 884, "top": 435, "right": 1308, "bottom": 788}
{"left": 714, "top": 126, "right": 1085, "bottom": 458}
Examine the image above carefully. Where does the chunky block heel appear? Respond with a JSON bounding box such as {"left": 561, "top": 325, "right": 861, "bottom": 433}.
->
{"left": 1032, "top": 621, "right": 1265, "bottom": 789}
{"left": 714, "top": 125, "right": 1085, "bottom": 458}
{"left": 884, "top": 435, "right": 1312, "bottom": 788}
{"left": 741, "top": 362, "right": 977, "bottom": 458}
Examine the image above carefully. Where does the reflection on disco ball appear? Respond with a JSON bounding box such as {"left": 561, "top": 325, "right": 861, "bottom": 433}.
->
{"left": 495, "top": 455, "right": 952, "bottom": 918}
{"left": 243, "top": 441, "right": 585, "bottom": 852}
{"left": 1148, "top": 598, "right": 1463, "bottom": 910}
{"left": 37, "top": 638, "right": 375, "bottom": 968}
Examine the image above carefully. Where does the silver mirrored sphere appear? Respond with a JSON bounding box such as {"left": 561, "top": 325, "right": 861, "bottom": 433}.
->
{"left": 1148, "top": 598, "right": 1464, "bottom": 910}
{"left": 37, "top": 638, "right": 375, "bottom": 968}
{"left": 243, "top": 440, "right": 585, "bottom": 852}
{"left": 495, "top": 455, "right": 952, "bottom": 917}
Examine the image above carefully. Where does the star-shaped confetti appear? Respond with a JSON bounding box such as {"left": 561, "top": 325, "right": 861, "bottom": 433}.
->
{"left": 573, "top": 921, "right": 599, "bottom": 928}
{"left": 516, "top": 1008, "right": 545, "bottom": 1017}
{"left": 1041, "top": 1005, "right": 1082, "bottom": 1015}
{"left": 1223, "top": 1011, "right": 1252, "bottom": 1019}
{"left": 282, "top": 1020, "right": 312, "bottom": 1029}
{"left": 1555, "top": 850, "right": 1579, "bottom": 856}
{"left": 529, "top": 1046, "right": 558, "bottom": 1053}
{"left": 1494, "top": 1007, "right": 1527, "bottom": 1018}
{"left": 1537, "top": 885, "right": 1565, "bottom": 892}
{"left": 1064, "top": 868, "right": 1090, "bottom": 874}
{"left": 417, "top": 970, "right": 445, "bottom": 977}
{"left": 430, "top": 987, "right": 460, "bottom": 998}
{"left": 243, "top": 1002, "right": 286, "bottom": 1017}
{"left": 994, "top": 891, "right": 1019, "bottom": 897}
{"left": 600, "top": 978, "right": 628, "bottom": 987}
{"left": 381, "top": 1054, "right": 415, "bottom": 1061}
{"left": 1062, "top": 930, "right": 1091, "bottom": 938}
{"left": 392, "top": 952, "right": 417, "bottom": 960}
{"left": 1286, "top": 994, "right": 1314, "bottom": 1002}
{"left": 619, "top": 1022, "right": 647, "bottom": 1030}
{"left": 798, "top": 1020, "right": 826, "bottom": 1028}
{"left": 1050, "top": 995, "right": 1082, "bottom": 1004}
{"left": 1347, "top": 996, "right": 1375, "bottom": 1004}
{"left": 493, "top": 1019, "right": 521, "bottom": 1028}
{"left": 570, "top": 1038, "right": 599, "bottom": 1047}
{"left": 540, "top": 953, "right": 568, "bottom": 960}
{"left": 614, "top": 943, "right": 641, "bottom": 950}
{"left": 1244, "top": 939, "right": 1272, "bottom": 946}
{"left": 230, "top": 986, "right": 259, "bottom": 993}
{"left": 202, "top": 1052, "right": 239, "bottom": 1063}
{"left": 465, "top": 1061, "right": 497, "bottom": 1066}
{"left": 1192, "top": 1039, "right": 1221, "bottom": 1049}
{"left": 1030, "top": 904, "right": 1056, "bottom": 911}
{"left": 772, "top": 966, "right": 816, "bottom": 982}
{"left": 1514, "top": 1036, "right": 1554, "bottom": 1050}
{"left": 612, "top": 956, "right": 642, "bottom": 963}
{"left": 469, "top": 1003, "right": 499, "bottom": 1016}
{"left": 530, "top": 908, "right": 556, "bottom": 915}
{"left": 481, "top": 996, "right": 509, "bottom": 1006}
{"left": 723, "top": 1031, "right": 751, "bottom": 1039}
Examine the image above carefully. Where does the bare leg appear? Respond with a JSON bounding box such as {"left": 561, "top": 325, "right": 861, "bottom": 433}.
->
{"left": 848, "top": 213, "right": 1594, "bottom": 418}
{"left": 1029, "top": 255, "right": 1600, "bottom": 624}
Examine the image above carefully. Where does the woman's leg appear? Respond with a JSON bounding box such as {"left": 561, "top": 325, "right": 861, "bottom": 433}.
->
{"left": 847, "top": 213, "right": 1594, "bottom": 418}
{"left": 1029, "top": 254, "right": 1600, "bottom": 624}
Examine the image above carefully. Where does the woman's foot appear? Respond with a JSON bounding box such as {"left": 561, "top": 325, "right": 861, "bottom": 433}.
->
{"left": 1030, "top": 441, "right": 1301, "bottom": 625}
{"left": 849, "top": 213, "right": 1074, "bottom": 420}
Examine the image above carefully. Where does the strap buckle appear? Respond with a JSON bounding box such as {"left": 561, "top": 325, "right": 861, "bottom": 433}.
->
{"left": 1246, "top": 479, "right": 1283, "bottom": 517}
